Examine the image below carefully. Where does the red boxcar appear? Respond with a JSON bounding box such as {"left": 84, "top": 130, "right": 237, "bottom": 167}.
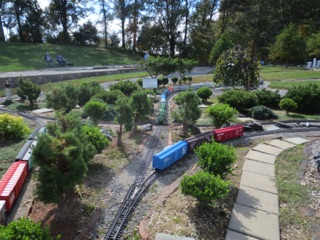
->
{"left": 0, "top": 161, "right": 28, "bottom": 211}
{"left": 213, "top": 125, "right": 244, "bottom": 142}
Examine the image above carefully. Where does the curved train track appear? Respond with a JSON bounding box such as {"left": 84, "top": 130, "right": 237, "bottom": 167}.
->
{"left": 2, "top": 108, "right": 320, "bottom": 239}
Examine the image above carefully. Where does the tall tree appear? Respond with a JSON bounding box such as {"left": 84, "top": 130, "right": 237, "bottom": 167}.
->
{"left": 269, "top": 23, "right": 306, "bottom": 68}
{"left": 46, "top": 0, "right": 89, "bottom": 43}
{"left": 112, "top": 0, "right": 132, "bottom": 49}
{"left": 188, "top": 0, "right": 219, "bottom": 63}
{"left": 0, "top": 0, "right": 8, "bottom": 41}
{"left": 97, "top": 0, "right": 113, "bottom": 48}
{"left": 213, "top": 45, "right": 260, "bottom": 90}
{"left": 148, "top": 0, "right": 186, "bottom": 56}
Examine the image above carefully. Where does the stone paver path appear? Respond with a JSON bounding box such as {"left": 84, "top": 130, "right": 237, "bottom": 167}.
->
{"left": 226, "top": 137, "right": 309, "bottom": 240}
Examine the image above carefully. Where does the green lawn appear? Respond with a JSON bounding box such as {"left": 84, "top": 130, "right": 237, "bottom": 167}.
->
{"left": 268, "top": 80, "right": 320, "bottom": 89}
{"left": 0, "top": 42, "right": 142, "bottom": 72}
{"left": 260, "top": 66, "right": 320, "bottom": 81}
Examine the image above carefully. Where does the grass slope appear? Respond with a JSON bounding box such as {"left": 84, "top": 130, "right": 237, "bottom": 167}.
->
{"left": 0, "top": 42, "right": 142, "bottom": 72}
{"left": 260, "top": 66, "right": 320, "bottom": 81}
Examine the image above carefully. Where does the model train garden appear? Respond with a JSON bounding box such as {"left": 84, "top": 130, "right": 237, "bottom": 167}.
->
{"left": 0, "top": 69, "right": 320, "bottom": 238}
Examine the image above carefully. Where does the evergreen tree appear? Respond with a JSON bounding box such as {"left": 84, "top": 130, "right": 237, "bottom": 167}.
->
{"left": 131, "top": 90, "right": 153, "bottom": 131}
{"left": 114, "top": 96, "right": 133, "bottom": 145}
{"left": 17, "top": 77, "right": 40, "bottom": 107}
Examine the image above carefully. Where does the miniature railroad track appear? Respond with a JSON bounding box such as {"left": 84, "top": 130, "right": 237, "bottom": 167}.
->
{"left": 104, "top": 125, "right": 164, "bottom": 240}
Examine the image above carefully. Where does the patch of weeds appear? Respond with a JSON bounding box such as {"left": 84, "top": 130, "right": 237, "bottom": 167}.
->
{"left": 149, "top": 183, "right": 158, "bottom": 193}
{"left": 275, "top": 145, "right": 312, "bottom": 237}
{"left": 124, "top": 230, "right": 140, "bottom": 240}
{"left": 82, "top": 203, "right": 95, "bottom": 216}
{"left": 173, "top": 216, "right": 181, "bottom": 223}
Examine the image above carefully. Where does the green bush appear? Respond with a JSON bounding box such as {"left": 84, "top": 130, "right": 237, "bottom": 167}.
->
{"left": 0, "top": 114, "right": 30, "bottom": 140}
{"left": 171, "top": 77, "right": 178, "bottom": 85}
{"left": 249, "top": 105, "right": 278, "bottom": 120}
{"left": 197, "top": 86, "right": 213, "bottom": 102}
{"left": 94, "top": 89, "right": 124, "bottom": 105}
{"left": 218, "top": 89, "right": 258, "bottom": 112}
{"left": 17, "top": 77, "right": 41, "bottom": 107}
{"left": 279, "top": 98, "right": 298, "bottom": 115}
{"left": 82, "top": 125, "right": 110, "bottom": 153}
{"left": 78, "top": 81, "right": 104, "bottom": 106}
{"left": 255, "top": 89, "right": 281, "bottom": 109}
{"left": 109, "top": 80, "right": 141, "bottom": 96}
{"left": 180, "top": 171, "right": 230, "bottom": 205}
{"left": 195, "top": 140, "right": 236, "bottom": 178}
{"left": 284, "top": 83, "right": 320, "bottom": 114}
{"left": 207, "top": 103, "right": 238, "bottom": 128}
{"left": 162, "top": 77, "right": 169, "bottom": 86}
{"left": 137, "top": 79, "right": 143, "bottom": 87}
{"left": 0, "top": 217, "right": 55, "bottom": 240}
{"left": 157, "top": 78, "right": 163, "bottom": 87}
{"left": 83, "top": 99, "right": 107, "bottom": 125}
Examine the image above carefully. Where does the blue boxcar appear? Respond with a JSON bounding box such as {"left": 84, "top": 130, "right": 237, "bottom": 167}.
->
{"left": 152, "top": 140, "right": 188, "bottom": 170}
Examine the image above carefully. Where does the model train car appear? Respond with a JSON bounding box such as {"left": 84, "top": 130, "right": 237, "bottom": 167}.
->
{"left": 152, "top": 125, "right": 244, "bottom": 171}
{"left": 0, "top": 127, "right": 46, "bottom": 223}
{"left": 157, "top": 84, "right": 212, "bottom": 124}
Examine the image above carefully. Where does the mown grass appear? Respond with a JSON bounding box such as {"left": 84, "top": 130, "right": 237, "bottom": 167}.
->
{"left": 0, "top": 141, "right": 26, "bottom": 176}
{"left": 275, "top": 146, "right": 317, "bottom": 239}
{"left": 0, "top": 42, "right": 142, "bottom": 72}
{"left": 260, "top": 66, "right": 320, "bottom": 81}
{"left": 268, "top": 80, "right": 320, "bottom": 89}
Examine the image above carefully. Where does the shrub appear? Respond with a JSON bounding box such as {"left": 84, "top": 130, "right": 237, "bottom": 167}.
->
{"left": 183, "top": 76, "right": 188, "bottom": 84}
{"left": 0, "top": 217, "right": 54, "bottom": 240}
{"left": 195, "top": 140, "right": 236, "bottom": 178}
{"left": 255, "top": 89, "right": 281, "bottom": 109}
{"left": 82, "top": 125, "right": 110, "bottom": 153}
{"left": 0, "top": 114, "right": 30, "bottom": 140}
{"left": 197, "top": 86, "right": 213, "bottom": 102}
{"left": 279, "top": 98, "right": 298, "bottom": 115}
{"left": 17, "top": 77, "right": 41, "bottom": 107}
{"left": 78, "top": 81, "right": 104, "bottom": 106}
{"left": 157, "top": 78, "right": 163, "bottom": 87}
{"left": 180, "top": 171, "right": 230, "bottom": 205}
{"left": 207, "top": 103, "right": 238, "bottom": 128}
{"left": 109, "top": 80, "right": 141, "bottom": 96}
{"left": 171, "top": 77, "right": 178, "bottom": 85}
{"left": 83, "top": 99, "right": 107, "bottom": 125}
{"left": 94, "top": 90, "right": 124, "bottom": 105}
{"left": 218, "top": 89, "right": 258, "bottom": 112}
{"left": 249, "top": 105, "right": 278, "bottom": 120}
{"left": 137, "top": 79, "right": 143, "bottom": 87}
{"left": 46, "top": 84, "right": 79, "bottom": 113}
{"left": 284, "top": 83, "right": 320, "bottom": 114}
{"left": 162, "top": 77, "right": 169, "bottom": 86}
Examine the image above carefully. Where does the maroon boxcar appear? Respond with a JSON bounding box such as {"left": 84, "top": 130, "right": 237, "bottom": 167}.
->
{"left": 185, "top": 131, "right": 215, "bottom": 152}
{"left": 213, "top": 125, "right": 244, "bottom": 142}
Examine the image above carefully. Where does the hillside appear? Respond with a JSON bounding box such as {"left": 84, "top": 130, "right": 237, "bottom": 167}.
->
{"left": 0, "top": 42, "right": 143, "bottom": 72}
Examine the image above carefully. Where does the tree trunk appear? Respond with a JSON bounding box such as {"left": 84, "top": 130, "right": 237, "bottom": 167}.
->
{"left": 132, "top": 0, "right": 138, "bottom": 52}
{"left": 102, "top": 0, "right": 108, "bottom": 48}
{"left": 117, "top": 124, "right": 123, "bottom": 146}
{"left": 0, "top": 16, "right": 5, "bottom": 42}
{"left": 182, "top": 123, "right": 188, "bottom": 136}
{"left": 121, "top": 17, "right": 125, "bottom": 49}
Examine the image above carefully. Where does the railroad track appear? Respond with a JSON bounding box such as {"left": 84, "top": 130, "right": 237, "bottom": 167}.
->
{"left": 104, "top": 125, "right": 164, "bottom": 240}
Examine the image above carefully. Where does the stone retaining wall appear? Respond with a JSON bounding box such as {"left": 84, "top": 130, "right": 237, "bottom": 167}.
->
{"left": 0, "top": 68, "right": 138, "bottom": 89}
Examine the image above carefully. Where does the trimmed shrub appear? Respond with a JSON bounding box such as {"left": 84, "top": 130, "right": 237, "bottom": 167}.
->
{"left": 0, "top": 114, "right": 30, "bottom": 140}
{"left": 249, "top": 105, "right": 278, "bottom": 120}
{"left": 157, "top": 78, "right": 163, "bottom": 87}
{"left": 171, "top": 77, "right": 178, "bottom": 85}
{"left": 279, "top": 98, "right": 298, "bottom": 115}
{"left": 197, "top": 86, "right": 213, "bottom": 102}
{"left": 255, "top": 89, "right": 281, "bottom": 109}
{"left": 180, "top": 171, "right": 230, "bottom": 205}
{"left": 218, "top": 89, "right": 258, "bottom": 112}
{"left": 195, "top": 140, "right": 236, "bottom": 178}
{"left": 284, "top": 83, "right": 320, "bottom": 114}
{"left": 137, "top": 79, "right": 143, "bottom": 87}
{"left": 162, "top": 77, "right": 169, "bottom": 86}
{"left": 83, "top": 99, "right": 107, "bottom": 125}
{"left": 207, "top": 103, "right": 238, "bottom": 128}
{"left": 0, "top": 217, "right": 54, "bottom": 240}
{"left": 82, "top": 125, "right": 110, "bottom": 153}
